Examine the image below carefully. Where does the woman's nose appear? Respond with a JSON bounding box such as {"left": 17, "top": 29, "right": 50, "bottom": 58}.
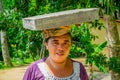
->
{"left": 58, "top": 44, "right": 64, "bottom": 50}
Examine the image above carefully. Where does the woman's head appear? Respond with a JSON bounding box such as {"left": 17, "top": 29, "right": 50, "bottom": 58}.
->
{"left": 42, "top": 26, "right": 72, "bottom": 63}
{"left": 45, "top": 33, "right": 72, "bottom": 63}
{"left": 45, "top": 32, "right": 72, "bottom": 43}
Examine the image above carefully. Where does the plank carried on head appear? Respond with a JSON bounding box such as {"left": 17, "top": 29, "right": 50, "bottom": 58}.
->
{"left": 22, "top": 8, "right": 99, "bottom": 30}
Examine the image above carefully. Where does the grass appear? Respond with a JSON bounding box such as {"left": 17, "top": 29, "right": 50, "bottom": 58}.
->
{"left": 0, "top": 57, "right": 34, "bottom": 69}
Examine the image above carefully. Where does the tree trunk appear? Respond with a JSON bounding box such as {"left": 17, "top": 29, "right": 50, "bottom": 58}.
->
{"left": 40, "top": 38, "right": 46, "bottom": 59}
{"left": 40, "top": 44, "right": 46, "bottom": 59}
{"left": 1, "top": 30, "right": 12, "bottom": 66}
{"left": 104, "top": 14, "right": 120, "bottom": 80}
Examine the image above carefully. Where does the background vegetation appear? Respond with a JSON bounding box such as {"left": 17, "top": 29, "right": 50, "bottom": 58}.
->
{"left": 0, "top": 0, "right": 120, "bottom": 80}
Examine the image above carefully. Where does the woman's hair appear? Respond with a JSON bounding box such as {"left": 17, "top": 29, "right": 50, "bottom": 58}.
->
{"left": 45, "top": 32, "right": 72, "bottom": 43}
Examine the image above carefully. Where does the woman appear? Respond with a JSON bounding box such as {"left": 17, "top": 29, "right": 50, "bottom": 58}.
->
{"left": 23, "top": 26, "right": 88, "bottom": 80}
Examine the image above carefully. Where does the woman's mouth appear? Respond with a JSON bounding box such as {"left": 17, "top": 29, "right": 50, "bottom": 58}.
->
{"left": 56, "top": 53, "right": 64, "bottom": 56}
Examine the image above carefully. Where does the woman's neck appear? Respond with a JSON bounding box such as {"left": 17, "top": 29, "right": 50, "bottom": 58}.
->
{"left": 45, "top": 57, "right": 73, "bottom": 77}
{"left": 46, "top": 57, "right": 69, "bottom": 70}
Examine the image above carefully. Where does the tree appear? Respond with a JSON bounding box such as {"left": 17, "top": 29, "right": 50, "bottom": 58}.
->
{"left": 0, "top": 0, "right": 12, "bottom": 66}
{"left": 104, "top": 13, "right": 120, "bottom": 80}
{"left": 100, "top": 0, "right": 120, "bottom": 79}
{"left": 80, "top": 0, "right": 120, "bottom": 79}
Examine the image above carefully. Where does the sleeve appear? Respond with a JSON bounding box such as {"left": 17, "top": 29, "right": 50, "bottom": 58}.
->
{"left": 23, "top": 65, "right": 35, "bottom": 80}
{"left": 80, "top": 63, "right": 89, "bottom": 80}
{"left": 23, "top": 61, "right": 45, "bottom": 80}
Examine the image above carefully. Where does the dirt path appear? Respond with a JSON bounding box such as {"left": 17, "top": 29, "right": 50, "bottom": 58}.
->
{"left": 0, "top": 65, "right": 28, "bottom": 80}
{"left": 0, "top": 58, "right": 111, "bottom": 80}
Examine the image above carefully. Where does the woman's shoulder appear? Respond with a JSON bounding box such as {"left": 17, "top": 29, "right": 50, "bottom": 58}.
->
{"left": 71, "top": 59, "right": 86, "bottom": 71}
{"left": 71, "top": 59, "right": 84, "bottom": 66}
{"left": 71, "top": 59, "right": 88, "bottom": 80}
{"left": 28, "top": 57, "right": 47, "bottom": 69}
{"left": 23, "top": 58, "right": 47, "bottom": 80}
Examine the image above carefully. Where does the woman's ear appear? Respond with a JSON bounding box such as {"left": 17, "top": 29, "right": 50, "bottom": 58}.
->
{"left": 45, "top": 42, "right": 48, "bottom": 49}
{"left": 46, "top": 46, "right": 48, "bottom": 49}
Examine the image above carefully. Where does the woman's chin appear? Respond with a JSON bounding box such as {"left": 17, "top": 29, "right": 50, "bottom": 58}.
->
{"left": 54, "top": 57, "right": 67, "bottom": 63}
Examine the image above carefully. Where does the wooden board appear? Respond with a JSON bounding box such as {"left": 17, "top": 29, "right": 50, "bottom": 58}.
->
{"left": 23, "top": 8, "right": 99, "bottom": 30}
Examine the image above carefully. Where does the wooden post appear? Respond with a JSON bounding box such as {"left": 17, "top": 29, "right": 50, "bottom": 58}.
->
{"left": 23, "top": 8, "right": 99, "bottom": 30}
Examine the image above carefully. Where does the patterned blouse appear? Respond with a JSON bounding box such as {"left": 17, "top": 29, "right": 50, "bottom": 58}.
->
{"left": 23, "top": 58, "right": 88, "bottom": 80}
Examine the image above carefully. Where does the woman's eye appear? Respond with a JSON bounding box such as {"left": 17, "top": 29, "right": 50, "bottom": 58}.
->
{"left": 53, "top": 42, "right": 59, "bottom": 45}
{"left": 64, "top": 42, "right": 70, "bottom": 46}
{"left": 64, "top": 43, "right": 67, "bottom": 45}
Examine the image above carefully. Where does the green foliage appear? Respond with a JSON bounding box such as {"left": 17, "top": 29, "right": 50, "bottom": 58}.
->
{"left": 0, "top": 61, "right": 12, "bottom": 69}
{"left": 70, "top": 23, "right": 108, "bottom": 72}
{"left": 70, "top": 44, "right": 85, "bottom": 58}
{"left": 86, "top": 41, "right": 108, "bottom": 72}
{"left": 87, "top": 53, "right": 107, "bottom": 72}
{"left": 0, "top": 9, "right": 22, "bottom": 30}
{"left": 98, "top": 0, "right": 116, "bottom": 15}
{"left": 12, "top": 57, "right": 34, "bottom": 66}
{"left": 70, "top": 23, "right": 94, "bottom": 54}
{"left": 28, "top": 31, "right": 43, "bottom": 60}
{"left": 90, "top": 20, "right": 105, "bottom": 30}
{"left": 1, "top": 0, "right": 119, "bottom": 75}
{"left": 0, "top": 61, "right": 5, "bottom": 69}
{"left": 6, "top": 28, "right": 43, "bottom": 62}
{"left": 108, "top": 57, "right": 120, "bottom": 74}
{"left": 86, "top": 41, "right": 107, "bottom": 72}
{"left": 69, "top": 24, "right": 92, "bottom": 58}
{"left": 93, "top": 41, "right": 107, "bottom": 55}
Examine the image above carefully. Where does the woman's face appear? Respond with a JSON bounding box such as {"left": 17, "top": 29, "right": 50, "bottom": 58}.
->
{"left": 45, "top": 33, "right": 72, "bottom": 63}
